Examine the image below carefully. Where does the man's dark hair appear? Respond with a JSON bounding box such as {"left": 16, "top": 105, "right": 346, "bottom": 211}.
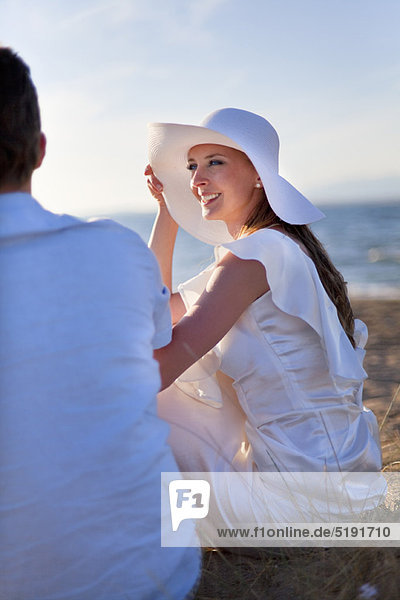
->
{"left": 0, "top": 47, "right": 41, "bottom": 188}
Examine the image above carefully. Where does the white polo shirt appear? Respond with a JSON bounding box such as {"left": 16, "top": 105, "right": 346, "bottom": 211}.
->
{"left": 0, "top": 193, "right": 199, "bottom": 600}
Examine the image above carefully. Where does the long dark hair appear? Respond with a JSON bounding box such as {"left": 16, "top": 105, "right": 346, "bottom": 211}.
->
{"left": 240, "top": 191, "right": 356, "bottom": 348}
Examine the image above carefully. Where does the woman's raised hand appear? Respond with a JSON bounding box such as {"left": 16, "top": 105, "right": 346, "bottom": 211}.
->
{"left": 146, "top": 163, "right": 179, "bottom": 298}
{"left": 144, "top": 164, "right": 167, "bottom": 207}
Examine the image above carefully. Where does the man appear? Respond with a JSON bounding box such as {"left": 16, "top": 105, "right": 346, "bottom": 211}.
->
{"left": 0, "top": 47, "right": 199, "bottom": 599}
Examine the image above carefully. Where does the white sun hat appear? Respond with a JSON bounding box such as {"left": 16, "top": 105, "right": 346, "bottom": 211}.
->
{"left": 148, "top": 108, "right": 325, "bottom": 245}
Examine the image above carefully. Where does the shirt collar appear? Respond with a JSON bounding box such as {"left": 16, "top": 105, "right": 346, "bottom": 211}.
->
{"left": 0, "top": 192, "right": 83, "bottom": 239}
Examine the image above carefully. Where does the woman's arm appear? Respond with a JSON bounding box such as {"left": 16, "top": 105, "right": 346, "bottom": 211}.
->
{"left": 145, "top": 165, "right": 186, "bottom": 324}
{"left": 155, "top": 251, "right": 269, "bottom": 390}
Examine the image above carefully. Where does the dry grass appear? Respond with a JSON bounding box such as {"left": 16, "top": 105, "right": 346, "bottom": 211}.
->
{"left": 194, "top": 546, "right": 400, "bottom": 600}
{"left": 193, "top": 299, "right": 400, "bottom": 600}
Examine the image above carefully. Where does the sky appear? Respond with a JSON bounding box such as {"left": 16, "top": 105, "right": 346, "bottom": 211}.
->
{"left": 1, "top": 0, "right": 399, "bottom": 216}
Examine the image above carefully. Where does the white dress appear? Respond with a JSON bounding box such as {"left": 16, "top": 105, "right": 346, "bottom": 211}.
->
{"left": 158, "top": 229, "right": 384, "bottom": 530}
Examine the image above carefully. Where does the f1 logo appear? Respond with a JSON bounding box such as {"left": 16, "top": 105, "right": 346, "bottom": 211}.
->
{"left": 169, "top": 480, "right": 210, "bottom": 531}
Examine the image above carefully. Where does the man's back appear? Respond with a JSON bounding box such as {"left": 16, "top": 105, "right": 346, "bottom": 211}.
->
{"left": 0, "top": 192, "right": 199, "bottom": 599}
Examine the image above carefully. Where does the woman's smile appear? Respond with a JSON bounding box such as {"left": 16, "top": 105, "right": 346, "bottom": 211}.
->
{"left": 198, "top": 192, "right": 221, "bottom": 206}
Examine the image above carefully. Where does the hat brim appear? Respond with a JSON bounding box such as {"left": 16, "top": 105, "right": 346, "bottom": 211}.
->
{"left": 148, "top": 122, "right": 324, "bottom": 245}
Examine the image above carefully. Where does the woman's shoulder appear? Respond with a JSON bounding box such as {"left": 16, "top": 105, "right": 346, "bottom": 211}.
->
{"left": 216, "top": 226, "right": 308, "bottom": 265}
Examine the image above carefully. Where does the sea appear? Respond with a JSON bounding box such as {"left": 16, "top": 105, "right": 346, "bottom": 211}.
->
{"left": 109, "top": 202, "right": 400, "bottom": 299}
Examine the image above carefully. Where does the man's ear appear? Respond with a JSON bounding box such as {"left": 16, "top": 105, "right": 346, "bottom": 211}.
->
{"left": 35, "top": 133, "right": 46, "bottom": 169}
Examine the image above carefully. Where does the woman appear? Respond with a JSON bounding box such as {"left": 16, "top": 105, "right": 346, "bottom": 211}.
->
{"left": 146, "top": 108, "right": 384, "bottom": 538}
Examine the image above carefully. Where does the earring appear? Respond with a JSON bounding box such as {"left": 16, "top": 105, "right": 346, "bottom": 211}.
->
{"left": 255, "top": 182, "right": 262, "bottom": 189}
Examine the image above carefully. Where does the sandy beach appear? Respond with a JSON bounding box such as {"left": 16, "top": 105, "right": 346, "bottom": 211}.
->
{"left": 194, "top": 298, "right": 400, "bottom": 600}
{"left": 352, "top": 299, "right": 400, "bottom": 470}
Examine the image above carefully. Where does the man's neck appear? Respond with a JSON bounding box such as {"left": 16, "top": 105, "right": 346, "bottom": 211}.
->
{"left": 0, "top": 180, "right": 32, "bottom": 195}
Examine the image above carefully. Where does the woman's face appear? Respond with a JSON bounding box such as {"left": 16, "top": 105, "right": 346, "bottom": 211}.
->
{"left": 187, "top": 143, "right": 261, "bottom": 237}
